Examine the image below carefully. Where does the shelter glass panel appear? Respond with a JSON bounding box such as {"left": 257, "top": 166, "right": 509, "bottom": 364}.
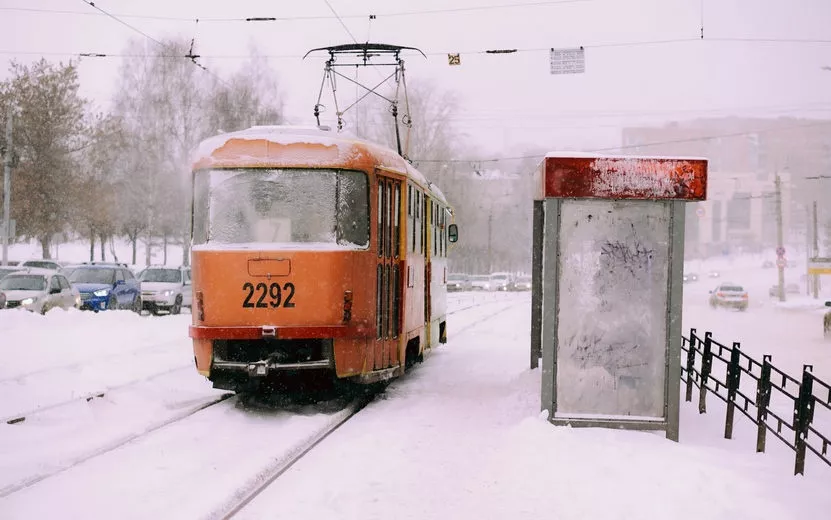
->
{"left": 555, "top": 199, "right": 670, "bottom": 420}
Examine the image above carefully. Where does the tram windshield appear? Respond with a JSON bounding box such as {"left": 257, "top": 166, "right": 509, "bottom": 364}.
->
{"left": 193, "top": 168, "right": 369, "bottom": 248}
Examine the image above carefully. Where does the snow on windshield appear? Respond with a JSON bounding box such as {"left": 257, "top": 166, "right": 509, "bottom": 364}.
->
{"left": 0, "top": 274, "right": 46, "bottom": 291}
{"left": 140, "top": 269, "right": 181, "bottom": 283}
{"left": 68, "top": 268, "right": 115, "bottom": 285}
{"left": 193, "top": 168, "right": 369, "bottom": 249}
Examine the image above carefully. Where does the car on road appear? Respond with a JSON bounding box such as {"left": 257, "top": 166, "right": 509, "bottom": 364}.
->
{"left": 708, "top": 270, "right": 721, "bottom": 279}
{"left": 447, "top": 273, "right": 471, "bottom": 292}
{"left": 490, "top": 272, "right": 513, "bottom": 292}
{"left": 683, "top": 272, "right": 699, "bottom": 283}
{"left": 762, "top": 260, "right": 775, "bottom": 269}
{"left": 0, "top": 268, "right": 80, "bottom": 314}
{"left": 708, "top": 283, "right": 749, "bottom": 311}
{"left": 68, "top": 264, "right": 141, "bottom": 312}
{"left": 509, "top": 275, "right": 532, "bottom": 291}
{"left": 138, "top": 266, "right": 192, "bottom": 315}
{"left": 469, "top": 275, "right": 491, "bottom": 291}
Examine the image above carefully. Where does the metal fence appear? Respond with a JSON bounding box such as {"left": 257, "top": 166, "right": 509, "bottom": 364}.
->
{"left": 681, "top": 328, "right": 831, "bottom": 475}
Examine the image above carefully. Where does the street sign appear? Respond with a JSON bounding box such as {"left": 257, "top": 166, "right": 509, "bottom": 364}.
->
{"left": 776, "top": 246, "right": 786, "bottom": 257}
{"left": 550, "top": 47, "right": 585, "bottom": 75}
{"left": 447, "top": 53, "right": 461, "bottom": 66}
{"left": 776, "top": 257, "right": 787, "bottom": 269}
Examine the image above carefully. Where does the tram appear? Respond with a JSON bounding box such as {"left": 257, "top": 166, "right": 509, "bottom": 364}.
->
{"left": 188, "top": 125, "right": 457, "bottom": 391}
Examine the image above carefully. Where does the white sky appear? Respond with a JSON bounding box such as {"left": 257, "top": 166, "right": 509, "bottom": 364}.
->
{"left": 2, "top": 0, "right": 831, "bottom": 155}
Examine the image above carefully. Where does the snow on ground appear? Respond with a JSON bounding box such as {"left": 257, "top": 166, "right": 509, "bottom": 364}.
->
{"left": 0, "top": 244, "right": 829, "bottom": 519}
{"left": 237, "top": 292, "right": 830, "bottom": 520}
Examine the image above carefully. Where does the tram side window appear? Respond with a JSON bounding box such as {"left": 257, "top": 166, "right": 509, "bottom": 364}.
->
{"left": 393, "top": 184, "right": 400, "bottom": 258}
{"left": 377, "top": 180, "right": 384, "bottom": 257}
{"left": 409, "top": 186, "right": 415, "bottom": 253}
{"left": 336, "top": 170, "right": 370, "bottom": 248}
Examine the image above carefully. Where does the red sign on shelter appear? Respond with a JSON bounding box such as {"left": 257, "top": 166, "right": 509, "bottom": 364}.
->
{"left": 535, "top": 154, "right": 708, "bottom": 201}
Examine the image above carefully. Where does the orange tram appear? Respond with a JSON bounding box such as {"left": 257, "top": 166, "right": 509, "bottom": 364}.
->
{"left": 188, "top": 126, "right": 458, "bottom": 392}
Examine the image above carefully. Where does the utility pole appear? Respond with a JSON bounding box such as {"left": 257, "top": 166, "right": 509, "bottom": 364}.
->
{"left": 487, "top": 212, "right": 493, "bottom": 273}
{"left": 2, "top": 107, "right": 12, "bottom": 267}
{"left": 812, "top": 200, "right": 819, "bottom": 299}
{"left": 775, "top": 174, "right": 785, "bottom": 302}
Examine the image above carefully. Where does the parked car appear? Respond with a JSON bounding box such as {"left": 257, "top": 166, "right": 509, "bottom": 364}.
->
{"left": 509, "top": 275, "right": 532, "bottom": 291}
{"left": 490, "top": 272, "right": 512, "bottom": 292}
{"left": 58, "top": 263, "right": 84, "bottom": 280}
{"left": 68, "top": 264, "right": 141, "bottom": 312}
{"left": 708, "top": 283, "right": 749, "bottom": 311}
{"left": 469, "top": 275, "right": 491, "bottom": 291}
{"left": 762, "top": 260, "right": 775, "bottom": 269}
{"left": 0, "top": 266, "right": 23, "bottom": 281}
{"left": 447, "top": 273, "right": 471, "bottom": 292}
{"left": 20, "top": 259, "right": 63, "bottom": 271}
{"left": 768, "top": 283, "right": 800, "bottom": 298}
{"left": 824, "top": 301, "right": 831, "bottom": 339}
{"left": 138, "top": 266, "right": 192, "bottom": 315}
{"left": 0, "top": 268, "right": 80, "bottom": 314}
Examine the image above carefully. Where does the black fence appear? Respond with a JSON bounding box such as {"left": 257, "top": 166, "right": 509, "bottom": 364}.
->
{"left": 681, "top": 328, "right": 831, "bottom": 475}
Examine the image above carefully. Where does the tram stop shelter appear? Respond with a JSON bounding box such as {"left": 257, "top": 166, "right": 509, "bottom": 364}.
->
{"left": 530, "top": 153, "right": 708, "bottom": 441}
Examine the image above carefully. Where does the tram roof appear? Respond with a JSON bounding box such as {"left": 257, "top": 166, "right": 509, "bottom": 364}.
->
{"left": 191, "top": 125, "right": 448, "bottom": 205}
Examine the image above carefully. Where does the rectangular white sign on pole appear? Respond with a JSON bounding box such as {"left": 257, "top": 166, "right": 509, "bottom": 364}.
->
{"left": 550, "top": 47, "right": 585, "bottom": 74}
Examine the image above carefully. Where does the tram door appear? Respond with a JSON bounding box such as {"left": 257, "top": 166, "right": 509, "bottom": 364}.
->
{"left": 375, "top": 176, "right": 402, "bottom": 370}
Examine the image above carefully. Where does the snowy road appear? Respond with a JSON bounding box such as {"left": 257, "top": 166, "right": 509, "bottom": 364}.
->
{"left": 0, "top": 272, "right": 829, "bottom": 519}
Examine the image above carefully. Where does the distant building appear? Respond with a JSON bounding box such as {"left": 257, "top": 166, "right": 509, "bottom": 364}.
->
{"left": 622, "top": 117, "right": 831, "bottom": 256}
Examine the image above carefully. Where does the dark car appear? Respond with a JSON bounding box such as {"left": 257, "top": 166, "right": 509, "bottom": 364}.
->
{"left": 824, "top": 301, "right": 831, "bottom": 339}
{"left": 68, "top": 265, "right": 142, "bottom": 312}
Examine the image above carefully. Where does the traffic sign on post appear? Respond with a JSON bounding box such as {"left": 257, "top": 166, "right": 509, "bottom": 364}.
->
{"left": 776, "top": 246, "right": 786, "bottom": 257}
{"left": 776, "top": 257, "right": 787, "bottom": 269}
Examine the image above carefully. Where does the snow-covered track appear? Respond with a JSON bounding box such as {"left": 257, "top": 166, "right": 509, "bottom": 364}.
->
{"left": 0, "top": 392, "right": 234, "bottom": 498}
{"left": 207, "top": 392, "right": 375, "bottom": 520}
{"left": 0, "top": 338, "right": 184, "bottom": 386}
{"left": 2, "top": 363, "right": 193, "bottom": 425}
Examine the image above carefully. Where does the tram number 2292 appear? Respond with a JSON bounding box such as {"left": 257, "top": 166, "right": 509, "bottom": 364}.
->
{"left": 242, "top": 282, "right": 296, "bottom": 308}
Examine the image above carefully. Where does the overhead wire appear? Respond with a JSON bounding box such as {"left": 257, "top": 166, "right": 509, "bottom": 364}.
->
{"left": 0, "top": 1, "right": 591, "bottom": 23}
{"left": 76, "top": 0, "right": 231, "bottom": 87}
{"left": 411, "top": 120, "right": 831, "bottom": 164}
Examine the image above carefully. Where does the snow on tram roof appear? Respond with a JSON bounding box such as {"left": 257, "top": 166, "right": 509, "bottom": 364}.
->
{"left": 191, "top": 125, "right": 446, "bottom": 203}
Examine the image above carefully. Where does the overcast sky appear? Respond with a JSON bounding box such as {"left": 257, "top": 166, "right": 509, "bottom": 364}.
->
{"left": 2, "top": 0, "right": 831, "bottom": 156}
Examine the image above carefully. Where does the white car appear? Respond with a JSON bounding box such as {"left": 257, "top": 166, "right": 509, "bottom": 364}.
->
{"left": 139, "top": 266, "right": 192, "bottom": 315}
{"left": 469, "top": 275, "right": 491, "bottom": 291}
{"left": 0, "top": 268, "right": 80, "bottom": 314}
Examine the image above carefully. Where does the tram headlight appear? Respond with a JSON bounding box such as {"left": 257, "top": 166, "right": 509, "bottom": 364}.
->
{"left": 93, "top": 289, "right": 109, "bottom": 297}
{"left": 21, "top": 297, "right": 35, "bottom": 306}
